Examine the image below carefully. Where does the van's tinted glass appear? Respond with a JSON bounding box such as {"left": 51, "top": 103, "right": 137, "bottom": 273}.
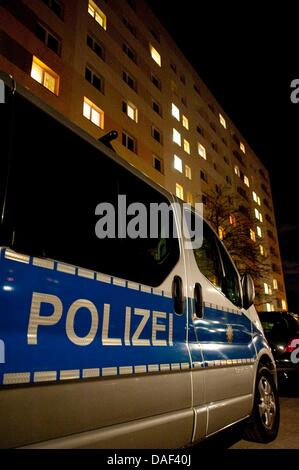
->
{"left": 216, "top": 239, "right": 242, "bottom": 307}
{"left": 191, "top": 212, "right": 241, "bottom": 307}
{"left": 4, "top": 93, "right": 179, "bottom": 286}
{"left": 193, "top": 216, "right": 223, "bottom": 291}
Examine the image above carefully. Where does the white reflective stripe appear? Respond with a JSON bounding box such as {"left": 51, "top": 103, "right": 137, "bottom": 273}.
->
{"left": 33, "top": 258, "right": 55, "bottom": 270}
{"left": 3, "top": 372, "right": 30, "bottom": 385}
{"left": 96, "top": 273, "right": 111, "bottom": 284}
{"left": 163, "top": 291, "right": 172, "bottom": 299}
{"left": 60, "top": 370, "right": 80, "bottom": 380}
{"left": 171, "top": 363, "right": 181, "bottom": 370}
{"left": 160, "top": 364, "right": 170, "bottom": 371}
{"left": 226, "top": 359, "right": 233, "bottom": 365}
{"left": 112, "top": 277, "right": 126, "bottom": 287}
{"left": 0, "top": 79, "right": 4, "bottom": 103}
{"left": 77, "top": 268, "right": 94, "bottom": 279}
{"left": 34, "top": 371, "right": 57, "bottom": 382}
{"left": 192, "top": 362, "right": 202, "bottom": 369}
{"left": 134, "top": 365, "right": 147, "bottom": 374}
{"left": 127, "top": 281, "right": 140, "bottom": 291}
{"left": 119, "top": 366, "right": 133, "bottom": 375}
{"left": 57, "top": 263, "right": 76, "bottom": 275}
{"left": 153, "top": 288, "right": 163, "bottom": 296}
{"left": 180, "top": 363, "right": 190, "bottom": 369}
{"left": 4, "top": 250, "right": 30, "bottom": 264}
{"left": 214, "top": 360, "right": 221, "bottom": 367}
{"left": 147, "top": 364, "right": 159, "bottom": 372}
{"left": 82, "top": 368, "right": 100, "bottom": 378}
{"left": 102, "top": 367, "right": 117, "bottom": 377}
{"left": 140, "top": 285, "right": 151, "bottom": 293}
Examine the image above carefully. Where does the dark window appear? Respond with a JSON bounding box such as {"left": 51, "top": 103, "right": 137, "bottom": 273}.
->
{"left": 226, "top": 175, "right": 232, "bottom": 185}
{"left": 180, "top": 74, "right": 186, "bottom": 85}
{"left": 200, "top": 170, "right": 208, "bottom": 183}
{"left": 123, "top": 43, "right": 136, "bottom": 62}
{"left": 151, "top": 73, "right": 161, "bottom": 90}
{"left": 210, "top": 122, "right": 217, "bottom": 133}
{"left": 127, "top": 0, "right": 136, "bottom": 11}
{"left": 181, "top": 96, "right": 187, "bottom": 106}
{"left": 202, "top": 195, "right": 208, "bottom": 205}
{"left": 208, "top": 103, "right": 215, "bottom": 113}
{"left": 222, "top": 137, "right": 228, "bottom": 146}
{"left": 122, "top": 130, "right": 136, "bottom": 153}
{"left": 123, "top": 17, "right": 136, "bottom": 36}
{"left": 42, "top": 0, "right": 64, "bottom": 19}
{"left": 123, "top": 70, "right": 137, "bottom": 91}
{"left": 196, "top": 126, "right": 204, "bottom": 136}
{"left": 170, "top": 62, "right": 177, "bottom": 73}
{"left": 237, "top": 186, "right": 248, "bottom": 200}
{"left": 6, "top": 93, "right": 179, "bottom": 286}
{"left": 150, "top": 28, "right": 160, "bottom": 42}
{"left": 194, "top": 84, "right": 201, "bottom": 96}
{"left": 152, "top": 99, "right": 162, "bottom": 116}
{"left": 87, "top": 34, "right": 104, "bottom": 60}
{"left": 211, "top": 142, "right": 218, "bottom": 152}
{"left": 153, "top": 155, "right": 163, "bottom": 173}
{"left": 85, "top": 66, "right": 104, "bottom": 93}
{"left": 224, "top": 155, "right": 230, "bottom": 165}
{"left": 152, "top": 126, "right": 162, "bottom": 144}
{"left": 35, "top": 23, "right": 60, "bottom": 54}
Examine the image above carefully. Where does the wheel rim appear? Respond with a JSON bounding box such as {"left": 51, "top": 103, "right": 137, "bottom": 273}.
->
{"left": 258, "top": 375, "right": 276, "bottom": 430}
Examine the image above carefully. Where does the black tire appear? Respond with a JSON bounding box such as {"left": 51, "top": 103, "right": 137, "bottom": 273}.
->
{"left": 243, "top": 365, "right": 280, "bottom": 443}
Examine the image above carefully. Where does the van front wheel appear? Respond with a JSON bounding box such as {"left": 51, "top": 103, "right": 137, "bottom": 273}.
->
{"left": 243, "top": 366, "right": 280, "bottom": 443}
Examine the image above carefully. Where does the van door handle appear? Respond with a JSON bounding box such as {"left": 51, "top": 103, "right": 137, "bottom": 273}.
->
{"left": 172, "top": 275, "right": 184, "bottom": 315}
{"left": 194, "top": 282, "right": 203, "bottom": 318}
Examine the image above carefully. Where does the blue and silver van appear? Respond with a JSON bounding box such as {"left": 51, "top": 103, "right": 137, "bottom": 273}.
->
{"left": 0, "top": 72, "right": 279, "bottom": 448}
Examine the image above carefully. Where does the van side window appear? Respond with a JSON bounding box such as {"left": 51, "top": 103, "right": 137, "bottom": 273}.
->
{"left": 193, "top": 219, "right": 222, "bottom": 291}
{"left": 5, "top": 93, "right": 180, "bottom": 287}
{"left": 217, "top": 240, "right": 242, "bottom": 307}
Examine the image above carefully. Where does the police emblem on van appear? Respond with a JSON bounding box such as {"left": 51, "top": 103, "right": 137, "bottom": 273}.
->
{"left": 226, "top": 324, "right": 233, "bottom": 343}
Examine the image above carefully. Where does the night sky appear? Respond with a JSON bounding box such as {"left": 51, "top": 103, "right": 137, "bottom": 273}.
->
{"left": 147, "top": 0, "right": 299, "bottom": 312}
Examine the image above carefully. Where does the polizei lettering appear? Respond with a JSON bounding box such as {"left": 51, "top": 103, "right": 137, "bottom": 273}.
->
{"left": 27, "top": 292, "right": 174, "bottom": 347}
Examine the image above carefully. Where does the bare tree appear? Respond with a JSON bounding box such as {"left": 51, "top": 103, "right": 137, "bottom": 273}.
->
{"left": 202, "top": 186, "right": 272, "bottom": 307}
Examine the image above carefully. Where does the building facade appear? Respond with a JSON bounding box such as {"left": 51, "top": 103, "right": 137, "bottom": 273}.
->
{"left": 0, "top": 0, "right": 287, "bottom": 311}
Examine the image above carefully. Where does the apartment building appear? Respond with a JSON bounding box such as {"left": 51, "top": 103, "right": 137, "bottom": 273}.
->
{"left": 0, "top": 0, "right": 287, "bottom": 311}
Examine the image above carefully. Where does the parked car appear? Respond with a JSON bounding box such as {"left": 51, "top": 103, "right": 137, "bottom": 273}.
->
{"left": 258, "top": 311, "right": 299, "bottom": 386}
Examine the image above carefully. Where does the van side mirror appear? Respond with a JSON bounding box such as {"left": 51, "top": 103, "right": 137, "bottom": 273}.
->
{"left": 241, "top": 272, "right": 255, "bottom": 309}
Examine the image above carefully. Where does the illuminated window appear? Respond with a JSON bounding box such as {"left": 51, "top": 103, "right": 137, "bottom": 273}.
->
{"left": 250, "top": 229, "right": 256, "bottom": 242}
{"left": 198, "top": 143, "right": 206, "bottom": 159}
{"left": 183, "top": 139, "right": 190, "bottom": 154}
{"left": 266, "top": 303, "right": 271, "bottom": 312}
{"left": 240, "top": 142, "right": 245, "bottom": 153}
{"left": 176, "top": 183, "right": 184, "bottom": 200}
{"left": 187, "top": 192, "right": 193, "bottom": 205}
{"left": 31, "top": 56, "right": 59, "bottom": 95}
{"left": 229, "top": 215, "right": 236, "bottom": 226}
{"left": 182, "top": 115, "right": 189, "bottom": 129}
{"left": 259, "top": 245, "right": 264, "bottom": 256}
{"left": 150, "top": 44, "right": 161, "bottom": 66}
{"left": 185, "top": 165, "right": 192, "bottom": 180}
{"left": 83, "top": 97, "right": 104, "bottom": 128}
{"left": 173, "top": 128, "right": 181, "bottom": 146}
{"left": 171, "top": 103, "right": 180, "bottom": 121}
{"left": 88, "top": 0, "right": 107, "bottom": 30}
{"left": 174, "top": 155, "right": 183, "bottom": 173}
{"left": 282, "top": 299, "right": 287, "bottom": 310}
{"left": 273, "top": 279, "right": 278, "bottom": 290}
{"left": 257, "top": 226, "right": 262, "bottom": 238}
{"left": 234, "top": 165, "right": 240, "bottom": 177}
{"left": 264, "top": 283, "right": 269, "bottom": 294}
{"left": 244, "top": 175, "right": 250, "bottom": 187}
{"left": 219, "top": 113, "right": 226, "bottom": 128}
{"left": 218, "top": 226, "right": 225, "bottom": 240}
{"left": 255, "top": 208, "right": 260, "bottom": 220}
{"left": 122, "top": 100, "right": 138, "bottom": 122}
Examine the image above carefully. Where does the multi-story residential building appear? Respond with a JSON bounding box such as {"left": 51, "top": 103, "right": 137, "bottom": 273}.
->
{"left": 0, "top": 0, "right": 287, "bottom": 311}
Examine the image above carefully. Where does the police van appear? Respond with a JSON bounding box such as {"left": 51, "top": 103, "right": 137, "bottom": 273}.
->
{"left": 0, "top": 71, "right": 279, "bottom": 448}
